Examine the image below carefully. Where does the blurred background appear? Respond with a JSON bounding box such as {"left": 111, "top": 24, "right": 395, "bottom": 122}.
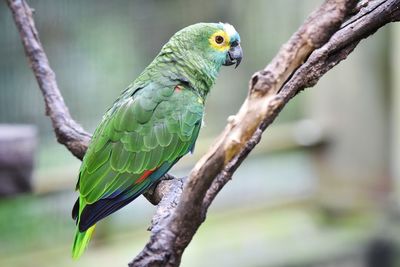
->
{"left": 0, "top": 0, "right": 399, "bottom": 266}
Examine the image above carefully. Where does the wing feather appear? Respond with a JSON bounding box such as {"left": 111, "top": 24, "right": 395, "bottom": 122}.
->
{"left": 76, "top": 82, "right": 203, "bottom": 229}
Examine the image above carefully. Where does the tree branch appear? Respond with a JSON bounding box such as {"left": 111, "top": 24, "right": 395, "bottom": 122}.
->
{"left": 130, "top": 0, "right": 400, "bottom": 266}
{"left": 205, "top": 0, "right": 400, "bottom": 212}
{"left": 6, "top": 0, "right": 400, "bottom": 266}
{"left": 6, "top": 0, "right": 91, "bottom": 160}
{"left": 130, "top": 0, "right": 361, "bottom": 266}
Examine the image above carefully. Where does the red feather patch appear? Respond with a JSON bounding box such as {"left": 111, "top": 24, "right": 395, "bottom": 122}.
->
{"left": 134, "top": 169, "right": 154, "bottom": 185}
{"left": 174, "top": 85, "right": 182, "bottom": 92}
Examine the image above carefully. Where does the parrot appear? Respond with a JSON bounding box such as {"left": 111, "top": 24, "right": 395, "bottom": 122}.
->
{"left": 71, "top": 22, "right": 242, "bottom": 259}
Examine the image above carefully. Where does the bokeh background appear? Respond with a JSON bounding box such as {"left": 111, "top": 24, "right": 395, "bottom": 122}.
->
{"left": 1, "top": 0, "right": 399, "bottom": 266}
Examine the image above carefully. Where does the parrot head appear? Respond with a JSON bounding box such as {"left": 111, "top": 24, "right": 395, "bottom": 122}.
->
{"left": 162, "top": 22, "right": 242, "bottom": 70}
{"left": 203, "top": 22, "right": 242, "bottom": 68}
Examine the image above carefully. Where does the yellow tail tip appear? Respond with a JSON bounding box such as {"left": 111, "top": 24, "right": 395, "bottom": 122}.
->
{"left": 72, "top": 225, "right": 96, "bottom": 260}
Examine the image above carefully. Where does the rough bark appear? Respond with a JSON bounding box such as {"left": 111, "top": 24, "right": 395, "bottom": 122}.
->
{"left": 6, "top": 0, "right": 400, "bottom": 266}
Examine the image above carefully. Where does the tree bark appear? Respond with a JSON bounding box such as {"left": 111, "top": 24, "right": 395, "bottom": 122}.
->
{"left": 6, "top": 0, "right": 400, "bottom": 266}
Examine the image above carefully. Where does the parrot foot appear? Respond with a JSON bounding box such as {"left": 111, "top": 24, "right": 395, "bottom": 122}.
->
{"left": 143, "top": 174, "right": 176, "bottom": 205}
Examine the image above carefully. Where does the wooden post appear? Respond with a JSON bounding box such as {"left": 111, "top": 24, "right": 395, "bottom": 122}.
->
{"left": 0, "top": 124, "right": 37, "bottom": 196}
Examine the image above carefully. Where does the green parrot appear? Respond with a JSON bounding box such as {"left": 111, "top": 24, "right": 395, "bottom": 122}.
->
{"left": 71, "top": 22, "right": 242, "bottom": 259}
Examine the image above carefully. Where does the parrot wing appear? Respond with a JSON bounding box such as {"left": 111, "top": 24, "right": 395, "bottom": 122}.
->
{"left": 74, "top": 82, "right": 203, "bottom": 231}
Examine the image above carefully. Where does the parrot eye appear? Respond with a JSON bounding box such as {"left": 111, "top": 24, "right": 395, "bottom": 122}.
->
{"left": 215, "top": 35, "right": 224, "bottom": 44}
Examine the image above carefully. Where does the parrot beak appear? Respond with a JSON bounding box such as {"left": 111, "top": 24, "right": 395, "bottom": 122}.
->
{"left": 224, "top": 43, "right": 242, "bottom": 68}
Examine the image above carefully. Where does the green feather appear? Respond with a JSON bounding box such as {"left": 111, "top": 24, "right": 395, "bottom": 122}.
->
{"left": 166, "top": 118, "right": 180, "bottom": 133}
{"left": 148, "top": 146, "right": 164, "bottom": 169}
{"left": 129, "top": 149, "right": 147, "bottom": 173}
{"left": 73, "top": 22, "right": 241, "bottom": 258}
{"left": 117, "top": 110, "right": 139, "bottom": 132}
{"left": 154, "top": 123, "right": 173, "bottom": 147}
{"left": 72, "top": 223, "right": 95, "bottom": 259}
{"left": 121, "top": 132, "right": 142, "bottom": 152}
{"left": 133, "top": 98, "right": 152, "bottom": 123}
{"left": 86, "top": 145, "right": 112, "bottom": 174}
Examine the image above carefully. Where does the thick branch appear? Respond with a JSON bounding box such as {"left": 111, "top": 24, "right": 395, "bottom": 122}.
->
{"left": 130, "top": 1, "right": 364, "bottom": 266}
{"left": 204, "top": 0, "right": 400, "bottom": 212}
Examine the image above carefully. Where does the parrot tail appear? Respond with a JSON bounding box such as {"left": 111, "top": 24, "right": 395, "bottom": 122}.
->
{"left": 72, "top": 224, "right": 96, "bottom": 259}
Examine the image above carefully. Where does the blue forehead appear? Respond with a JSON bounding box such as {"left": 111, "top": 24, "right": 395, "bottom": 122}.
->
{"left": 230, "top": 32, "right": 241, "bottom": 43}
{"left": 217, "top": 22, "right": 241, "bottom": 43}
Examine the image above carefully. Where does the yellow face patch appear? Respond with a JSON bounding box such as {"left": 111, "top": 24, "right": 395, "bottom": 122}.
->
{"left": 209, "top": 30, "right": 230, "bottom": 52}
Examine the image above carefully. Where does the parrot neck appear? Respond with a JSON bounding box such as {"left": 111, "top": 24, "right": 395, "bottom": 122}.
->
{"left": 151, "top": 48, "right": 221, "bottom": 100}
{"left": 179, "top": 54, "right": 221, "bottom": 99}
